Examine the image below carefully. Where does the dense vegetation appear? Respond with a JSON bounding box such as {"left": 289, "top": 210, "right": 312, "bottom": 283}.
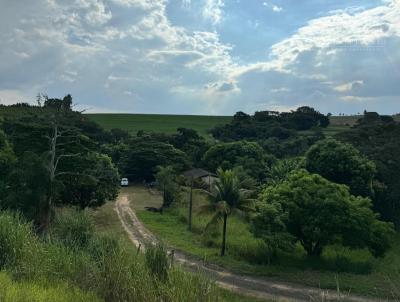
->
{"left": 1, "top": 96, "right": 400, "bottom": 300}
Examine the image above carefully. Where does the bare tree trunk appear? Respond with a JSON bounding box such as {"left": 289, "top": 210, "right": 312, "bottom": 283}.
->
{"left": 40, "top": 122, "right": 58, "bottom": 232}
{"left": 188, "top": 177, "right": 193, "bottom": 231}
{"left": 221, "top": 213, "right": 228, "bottom": 256}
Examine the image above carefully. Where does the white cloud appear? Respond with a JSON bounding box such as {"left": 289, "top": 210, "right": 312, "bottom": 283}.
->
{"left": 0, "top": 0, "right": 399, "bottom": 115}
{"left": 263, "top": 2, "right": 283, "bottom": 13}
{"left": 267, "top": 1, "right": 400, "bottom": 73}
{"left": 203, "top": 0, "right": 224, "bottom": 25}
{"left": 272, "top": 5, "right": 283, "bottom": 12}
{"left": 0, "top": 90, "right": 33, "bottom": 105}
{"left": 334, "top": 80, "right": 364, "bottom": 92}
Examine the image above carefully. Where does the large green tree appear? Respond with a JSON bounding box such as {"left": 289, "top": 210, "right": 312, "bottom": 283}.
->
{"left": 201, "top": 169, "right": 255, "bottom": 256}
{"left": 120, "top": 138, "right": 190, "bottom": 181}
{"left": 259, "top": 170, "right": 394, "bottom": 257}
{"left": 337, "top": 116, "right": 400, "bottom": 226}
{"left": 202, "top": 141, "right": 272, "bottom": 181}
{"left": 0, "top": 129, "right": 16, "bottom": 204}
{"left": 0, "top": 98, "right": 120, "bottom": 230}
{"left": 305, "top": 138, "right": 376, "bottom": 197}
{"left": 155, "top": 166, "right": 180, "bottom": 208}
{"left": 4, "top": 152, "right": 49, "bottom": 225}
{"left": 59, "top": 152, "right": 120, "bottom": 209}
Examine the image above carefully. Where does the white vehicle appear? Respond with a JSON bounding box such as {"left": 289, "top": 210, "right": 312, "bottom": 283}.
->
{"left": 121, "top": 178, "right": 129, "bottom": 187}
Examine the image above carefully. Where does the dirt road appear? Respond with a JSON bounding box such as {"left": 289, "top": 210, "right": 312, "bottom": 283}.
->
{"left": 115, "top": 191, "right": 382, "bottom": 302}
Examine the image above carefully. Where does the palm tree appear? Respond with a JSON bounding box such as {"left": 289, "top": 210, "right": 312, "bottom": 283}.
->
{"left": 201, "top": 168, "right": 255, "bottom": 256}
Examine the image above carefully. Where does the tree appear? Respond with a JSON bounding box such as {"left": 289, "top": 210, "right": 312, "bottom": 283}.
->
{"left": 201, "top": 169, "right": 255, "bottom": 256}
{"left": 0, "top": 97, "right": 120, "bottom": 231}
{"left": 171, "top": 128, "right": 209, "bottom": 166}
{"left": 305, "top": 138, "right": 376, "bottom": 197}
{"left": 0, "top": 130, "right": 16, "bottom": 204}
{"left": 259, "top": 170, "right": 394, "bottom": 257}
{"left": 265, "top": 158, "right": 302, "bottom": 186}
{"left": 120, "top": 138, "right": 190, "bottom": 181}
{"left": 203, "top": 141, "right": 270, "bottom": 181}
{"left": 60, "top": 152, "right": 120, "bottom": 209}
{"left": 155, "top": 166, "right": 180, "bottom": 209}
{"left": 4, "top": 152, "right": 49, "bottom": 225}
{"left": 251, "top": 201, "right": 294, "bottom": 264}
{"left": 284, "top": 106, "right": 329, "bottom": 130}
{"left": 110, "top": 128, "right": 130, "bottom": 144}
{"left": 337, "top": 117, "right": 400, "bottom": 226}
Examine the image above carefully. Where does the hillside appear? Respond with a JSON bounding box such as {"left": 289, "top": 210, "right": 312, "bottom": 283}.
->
{"left": 86, "top": 113, "right": 400, "bottom": 137}
{"left": 85, "top": 113, "right": 355, "bottom": 137}
{"left": 86, "top": 113, "right": 231, "bottom": 137}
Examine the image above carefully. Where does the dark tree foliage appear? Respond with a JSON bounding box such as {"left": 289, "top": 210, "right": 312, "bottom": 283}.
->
{"left": 171, "top": 128, "right": 209, "bottom": 166}
{"left": 4, "top": 152, "right": 50, "bottom": 224}
{"left": 259, "top": 170, "right": 394, "bottom": 257}
{"left": 120, "top": 137, "right": 190, "bottom": 181}
{"left": 210, "top": 106, "right": 329, "bottom": 141}
{"left": 0, "top": 130, "right": 16, "bottom": 203}
{"left": 261, "top": 132, "right": 324, "bottom": 159}
{"left": 0, "top": 97, "right": 120, "bottom": 227}
{"left": 305, "top": 138, "right": 376, "bottom": 197}
{"left": 129, "top": 128, "right": 209, "bottom": 168}
{"left": 110, "top": 128, "right": 130, "bottom": 144}
{"left": 44, "top": 94, "right": 73, "bottom": 111}
{"left": 59, "top": 153, "right": 120, "bottom": 209}
{"left": 337, "top": 113, "right": 400, "bottom": 226}
{"left": 202, "top": 141, "right": 274, "bottom": 181}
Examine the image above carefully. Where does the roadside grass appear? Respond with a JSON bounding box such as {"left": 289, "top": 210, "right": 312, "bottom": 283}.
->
{"left": 134, "top": 186, "right": 400, "bottom": 298}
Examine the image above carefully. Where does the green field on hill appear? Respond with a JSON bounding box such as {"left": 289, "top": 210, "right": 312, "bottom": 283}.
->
{"left": 86, "top": 113, "right": 400, "bottom": 137}
{"left": 86, "top": 114, "right": 232, "bottom": 137}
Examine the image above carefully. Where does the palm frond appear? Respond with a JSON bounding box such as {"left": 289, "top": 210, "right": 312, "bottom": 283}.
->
{"left": 204, "top": 212, "right": 223, "bottom": 231}
{"left": 198, "top": 203, "right": 217, "bottom": 215}
{"left": 193, "top": 188, "right": 213, "bottom": 197}
{"left": 216, "top": 200, "right": 230, "bottom": 215}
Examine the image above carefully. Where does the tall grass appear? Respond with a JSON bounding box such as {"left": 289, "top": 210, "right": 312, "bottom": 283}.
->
{"left": 0, "top": 209, "right": 222, "bottom": 302}
{"left": 0, "top": 271, "right": 100, "bottom": 302}
{"left": 145, "top": 243, "right": 170, "bottom": 282}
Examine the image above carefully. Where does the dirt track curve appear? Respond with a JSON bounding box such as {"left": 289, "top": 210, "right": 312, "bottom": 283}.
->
{"left": 115, "top": 192, "right": 382, "bottom": 302}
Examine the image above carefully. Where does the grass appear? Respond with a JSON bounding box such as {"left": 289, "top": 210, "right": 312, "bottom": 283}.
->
{"left": 86, "top": 113, "right": 232, "bottom": 137}
{"left": 131, "top": 185, "right": 400, "bottom": 299}
{"left": 0, "top": 272, "right": 101, "bottom": 302}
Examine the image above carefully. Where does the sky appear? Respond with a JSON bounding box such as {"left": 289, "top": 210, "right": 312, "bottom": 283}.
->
{"left": 0, "top": 0, "right": 399, "bottom": 115}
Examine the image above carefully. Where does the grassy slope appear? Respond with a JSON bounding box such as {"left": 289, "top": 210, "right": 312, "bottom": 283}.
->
{"left": 87, "top": 113, "right": 350, "bottom": 137}
{"left": 86, "top": 114, "right": 232, "bottom": 137}
{"left": 131, "top": 186, "right": 400, "bottom": 298}
{"left": 87, "top": 113, "right": 400, "bottom": 137}
{"left": 90, "top": 195, "right": 268, "bottom": 302}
